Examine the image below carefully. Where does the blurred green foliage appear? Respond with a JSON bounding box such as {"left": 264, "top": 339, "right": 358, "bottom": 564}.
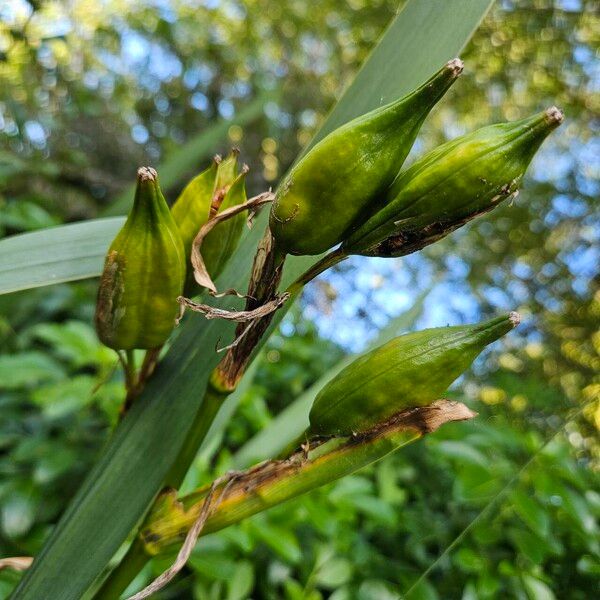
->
{"left": 0, "top": 286, "right": 124, "bottom": 597}
{"left": 0, "top": 0, "right": 598, "bottom": 598}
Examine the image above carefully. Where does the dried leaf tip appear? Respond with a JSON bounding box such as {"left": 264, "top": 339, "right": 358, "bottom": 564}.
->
{"left": 137, "top": 166, "right": 157, "bottom": 182}
{"left": 419, "top": 400, "right": 478, "bottom": 433}
{"left": 545, "top": 106, "right": 564, "bottom": 125}
{"left": 446, "top": 57, "right": 464, "bottom": 76}
{"left": 509, "top": 311, "right": 521, "bottom": 327}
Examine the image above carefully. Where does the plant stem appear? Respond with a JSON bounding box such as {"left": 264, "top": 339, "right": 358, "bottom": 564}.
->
{"left": 94, "top": 537, "right": 149, "bottom": 600}
{"left": 210, "top": 227, "right": 286, "bottom": 393}
{"left": 119, "top": 351, "right": 139, "bottom": 417}
{"left": 166, "top": 247, "right": 347, "bottom": 480}
{"left": 120, "top": 347, "right": 162, "bottom": 417}
{"left": 164, "top": 384, "right": 228, "bottom": 488}
{"left": 99, "top": 246, "right": 347, "bottom": 595}
{"left": 126, "top": 349, "right": 136, "bottom": 380}
{"left": 117, "top": 350, "right": 136, "bottom": 393}
{"left": 138, "top": 347, "right": 161, "bottom": 387}
{"left": 286, "top": 248, "right": 348, "bottom": 296}
{"left": 141, "top": 401, "right": 476, "bottom": 555}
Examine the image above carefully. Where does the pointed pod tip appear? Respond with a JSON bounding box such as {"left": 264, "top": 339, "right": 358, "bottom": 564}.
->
{"left": 509, "top": 311, "right": 521, "bottom": 327}
{"left": 545, "top": 106, "right": 564, "bottom": 126}
{"left": 446, "top": 57, "right": 464, "bottom": 77}
{"left": 137, "top": 166, "right": 157, "bottom": 182}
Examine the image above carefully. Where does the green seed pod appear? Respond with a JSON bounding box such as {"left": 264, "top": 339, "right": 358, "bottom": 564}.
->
{"left": 201, "top": 167, "right": 248, "bottom": 278}
{"left": 171, "top": 159, "right": 219, "bottom": 258}
{"left": 213, "top": 148, "right": 239, "bottom": 192}
{"left": 309, "top": 313, "right": 520, "bottom": 436}
{"left": 95, "top": 167, "right": 185, "bottom": 350}
{"left": 269, "top": 59, "right": 464, "bottom": 256}
{"left": 343, "top": 107, "right": 564, "bottom": 256}
{"left": 171, "top": 150, "right": 246, "bottom": 294}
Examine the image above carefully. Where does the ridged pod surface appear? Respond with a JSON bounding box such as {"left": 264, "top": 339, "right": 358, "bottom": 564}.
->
{"left": 95, "top": 167, "right": 185, "bottom": 350}
{"left": 171, "top": 150, "right": 246, "bottom": 293}
{"left": 201, "top": 168, "right": 248, "bottom": 280}
{"left": 269, "top": 59, "right": 464, "bottom": 256}
{"left": 343, "top": 107, "right": 564, "bottom": 256}
{"left": 309, "top": 313, "right": 521, "bottom": 436}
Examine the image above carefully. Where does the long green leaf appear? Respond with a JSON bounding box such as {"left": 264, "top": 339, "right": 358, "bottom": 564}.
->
{"left": 145, "top": 400, "right": 475, "bottom": 555}
{"left": 308, "top": 0, "right": 494, "bottom": 146}
{"left": 12, "top": 2, "right": 494, "bottom": 598}
{"left": 0, "top": 218, "right": 124, "bottom": 295}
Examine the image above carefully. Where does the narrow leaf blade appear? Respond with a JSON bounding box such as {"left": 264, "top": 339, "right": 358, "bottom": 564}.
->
{"left": 0, "top": 218, "right": 124, "bottom": 295}
{"left": 311, "top": 0, "right": 494, "bottom": 145}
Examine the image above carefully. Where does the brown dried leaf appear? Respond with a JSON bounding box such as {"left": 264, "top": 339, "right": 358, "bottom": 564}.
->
{"left": 177, "top": 293, "right": 289, "bottom": 323}
{"left": 190, "top": 191, "right": 275, "bottom": 295}
{"left": 0, "top": 557, "right": 33, "bottom": 572}
{"left": 126, "top": 473, "right": 240, "bottom": 600}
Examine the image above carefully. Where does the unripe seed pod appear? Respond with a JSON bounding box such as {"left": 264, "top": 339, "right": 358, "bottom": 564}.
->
{"left": 95, "top": 167, "right": 185, "bottom": 350}
{"left": 213, "top": 148, "right": 239, "bottom": 192}
{"left": 171, "top": 150, "right": 246, "bottom": 294}
{"left": 171, "top": 159, "right": 218, "bottom": 258}
{"left": 343, "top": 107, "right": 564, "bottom": 256}
{"left": 309, "top": 313, "right": 520, "bottom": 436}
{"left": 201, "top": 168, "right": 248, "bottom": 279}
{"left": 270, "top": 59, "right": 464, "bottom": 256}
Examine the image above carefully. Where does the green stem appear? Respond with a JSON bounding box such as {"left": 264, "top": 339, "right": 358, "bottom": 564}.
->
{"left": 164, "top": 384, "right": 228, "bottom": 488}
{"left": 125, "top": 350, "right": 136, "bottom": 382}
{"left": 138, "top": 347, "right": 161, "bottom": 385}
{"left": 166, "top": 247, "right": 346, "bottom": 481}
{"left": 118, "top": 351, "right": 139, "bottom": 417}
{"left": 286, "top": 248, "right": 348, "bottom": 296}
{"left": 96, "top": 381, "right": 226, "bottom": 599}
{"left": 119, "top": 347, "right": 163, "bottom": 420}
{"left": 94, "top": 537, "right": 149, "bottom": 600}
{"left": 117, "top": 350, "right": 136, "bottom": 393}
{"left": 141, "top": 400, "right": 475, "bottom": 555}
{"left": 98, "top": 248, "right": 347, "bottom": 594}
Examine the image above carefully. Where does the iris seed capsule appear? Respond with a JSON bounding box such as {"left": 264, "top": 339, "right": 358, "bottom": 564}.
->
{"left": 270, "top": 59, "right": 464, "bottom": 256}
{"left": 343, "top": 107, "right": 564, "bottom": 257}
{"left": 95, "top": 167, "right": 185, "bottom": 350}
{"left": 171, "top": 150, "right": 246, "bottom": 294}
{"left": 309, "top": 313, "right": 520, "bottom": 436}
